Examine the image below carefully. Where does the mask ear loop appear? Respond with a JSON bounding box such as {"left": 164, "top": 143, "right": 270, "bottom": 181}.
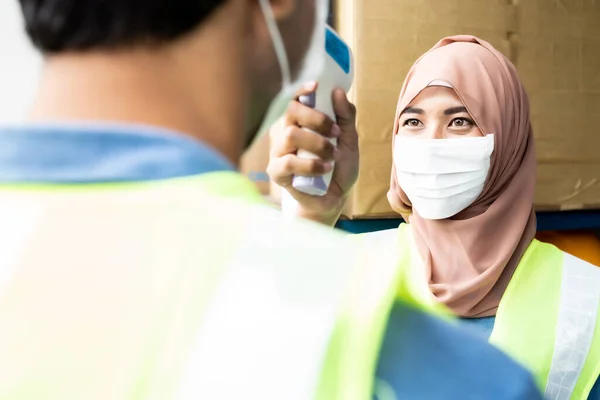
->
{"left": 258, "top": 0, "right": 291, "bottom": 88}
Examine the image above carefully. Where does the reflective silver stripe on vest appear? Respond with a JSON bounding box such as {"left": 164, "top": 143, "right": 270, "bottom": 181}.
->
{"left": 545, "top": 253, "right": 600, "bottom": 400}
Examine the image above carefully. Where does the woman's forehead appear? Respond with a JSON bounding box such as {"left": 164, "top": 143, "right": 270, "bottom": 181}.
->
{"left": 401, "top": 86, "right": 471, "bottom": 119}
{"left": 404, "top": 42, "right": 501, "bottom": 98}
{"left": 406, "top": 86, "right": 462, "bottom": 107}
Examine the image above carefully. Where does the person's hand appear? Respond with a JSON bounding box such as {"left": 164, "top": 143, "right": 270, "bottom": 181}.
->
{"left": 267, "top": 82, "right": 359, "bottom": 226}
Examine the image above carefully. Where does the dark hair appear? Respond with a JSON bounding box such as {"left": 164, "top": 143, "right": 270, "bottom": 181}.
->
{"left": 19, "top": 0, "right": 227, "bottom": 53}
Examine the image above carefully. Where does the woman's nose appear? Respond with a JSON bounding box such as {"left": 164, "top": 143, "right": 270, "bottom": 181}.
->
{"left": 424, "top": 124, "right": 445, "bottom": 139}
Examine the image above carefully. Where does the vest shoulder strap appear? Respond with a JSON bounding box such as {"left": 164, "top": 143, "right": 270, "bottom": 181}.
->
{"left": 491, "top": 240, "right": 600, "bottom": 399}
{"left": 357, "top": 225, "right": 454, "bottom": 320}
{"left": 0, "top": 170, "right": 265, "bottom": 204}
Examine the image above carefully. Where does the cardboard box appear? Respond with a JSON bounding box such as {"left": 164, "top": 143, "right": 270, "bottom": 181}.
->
{"left": 518, "top": 0, "right": 600, "bottom": 211}
{"left": 335, "top": 0, "right": 600, "bottom": 219}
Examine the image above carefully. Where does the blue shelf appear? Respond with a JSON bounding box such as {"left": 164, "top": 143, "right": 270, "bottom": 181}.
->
{"left": 335, "top": 210, "right": 600, "bottom": 234}
{"left": 336, "top": 219, "right": 401, "bottom": 234}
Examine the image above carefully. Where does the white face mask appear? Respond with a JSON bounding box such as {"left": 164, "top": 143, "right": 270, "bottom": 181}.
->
{"left": 255, "top": 0, "right": 330, "bottom": 140}
{"left": 394, "top": 135, "right": 495, "bottom": 220}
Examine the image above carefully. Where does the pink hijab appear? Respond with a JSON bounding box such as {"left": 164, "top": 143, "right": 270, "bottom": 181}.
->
{"left": 387, "top": 36, "right": 537, "bottom": 318}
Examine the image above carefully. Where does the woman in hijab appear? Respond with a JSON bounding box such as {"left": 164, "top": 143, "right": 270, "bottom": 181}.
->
{"left": 267, "top": 35, "right": 600, "bottom": 399}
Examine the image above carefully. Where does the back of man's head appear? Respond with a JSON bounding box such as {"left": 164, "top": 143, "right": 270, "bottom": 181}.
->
{"left": 17, "top": 0, "right": 321, "bottom": 161}
{"left": 19, "top": 0, "right": 226, "bottom": 53}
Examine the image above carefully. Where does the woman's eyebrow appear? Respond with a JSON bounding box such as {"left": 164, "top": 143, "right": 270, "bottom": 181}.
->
{"left": 400, "top": 107, "right": 425, "bottom": 115}
{"left": 444, "top": 106, "right": 468, "bottom": 115}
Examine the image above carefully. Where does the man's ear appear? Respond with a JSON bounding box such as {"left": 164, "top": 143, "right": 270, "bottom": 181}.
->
{"left": 261, "top": 0, "right": 297, "bottom": 20}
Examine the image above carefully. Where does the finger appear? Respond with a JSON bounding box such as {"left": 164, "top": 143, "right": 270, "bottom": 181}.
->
{"left": 268, "top": 155, "right": 334, "bottom": 188}
{"left": 332, "top": 88, "right": 356, "bottom": 128}
{"left": 266, "top": 156, "right": 293, "bottom": 188}
{"left": 294, "top": 81, "right": 318, "bottom": 99}
{"left": 269, "top": 123, "right": 295, "bottom": 158}
{"left": 286, "top": 100, "right": 339, "bottom": 138}
{"left": 273, "top": 126, "right": 338, "bottom": 161}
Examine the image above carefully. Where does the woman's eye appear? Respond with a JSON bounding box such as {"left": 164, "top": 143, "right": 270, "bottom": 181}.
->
{"left": 404, "top": 119, "right": 421, "bottom": 127}
{"left": 450, "top": 118, "right": 473, "bottom": 127}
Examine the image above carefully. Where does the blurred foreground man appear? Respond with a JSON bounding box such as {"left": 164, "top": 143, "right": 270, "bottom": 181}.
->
{"left": 0, "top": 0, "right": 541, "bottom": 398}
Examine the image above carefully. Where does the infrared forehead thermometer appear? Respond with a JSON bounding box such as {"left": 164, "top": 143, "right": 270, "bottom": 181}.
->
{"left": 292, "top": 25, "right": 354, "bottom": 196}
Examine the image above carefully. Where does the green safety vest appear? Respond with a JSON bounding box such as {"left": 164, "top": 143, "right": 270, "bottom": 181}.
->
{"left": 0, "top": 171, "right": 416, "bottom": 400}
{"left": 392, "top": 223, "right": 600, "bottom": 400}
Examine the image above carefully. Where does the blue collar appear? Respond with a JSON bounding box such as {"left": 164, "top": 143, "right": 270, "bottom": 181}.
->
{"left": 0, "top": 123, "right": 235, "bottom": 183}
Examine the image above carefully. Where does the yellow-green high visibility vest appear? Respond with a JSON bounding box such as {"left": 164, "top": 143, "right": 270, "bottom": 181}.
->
{"left": 0, "top": 171, "right": 405, "bottom": 400}
{"left": 393, "top": 223, "right": 600, "bottom": 400}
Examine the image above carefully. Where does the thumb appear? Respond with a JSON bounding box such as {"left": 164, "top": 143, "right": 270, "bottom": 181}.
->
{"left": 332, "top": 88, "right": 356, "bottom": 131}
{"left": 332, "top": 88, "right": 358, "bottom": 149}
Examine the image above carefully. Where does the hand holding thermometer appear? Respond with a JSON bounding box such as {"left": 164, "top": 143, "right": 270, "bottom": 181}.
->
{"left": 292, "top": 26, "right": 354, "bottom": 196}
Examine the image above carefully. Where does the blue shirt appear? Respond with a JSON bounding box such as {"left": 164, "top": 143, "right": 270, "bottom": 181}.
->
{"left": 0, "top": 122, "right": 234, "bottom": 183}
{"left": 462, "top": 316, "right": 600, "bottom": 399}
{"left": 0, "top": 123, "right": 542, "bottom": 399}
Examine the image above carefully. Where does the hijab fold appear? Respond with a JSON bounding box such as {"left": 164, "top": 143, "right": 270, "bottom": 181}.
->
{"left": 387, "top": 36, "right": 537, "bottom": 317}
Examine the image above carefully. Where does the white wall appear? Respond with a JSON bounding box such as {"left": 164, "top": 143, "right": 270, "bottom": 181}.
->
{"left": 0, "top": 1, "right": 42, "bottom": 123}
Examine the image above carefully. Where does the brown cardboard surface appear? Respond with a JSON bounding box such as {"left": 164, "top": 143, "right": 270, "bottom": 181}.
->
{"left": 517, "top": 0, "right": 600, "bottom": 210}
{"left": 335, "top": 0, "right": 600, "bottom": 219}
